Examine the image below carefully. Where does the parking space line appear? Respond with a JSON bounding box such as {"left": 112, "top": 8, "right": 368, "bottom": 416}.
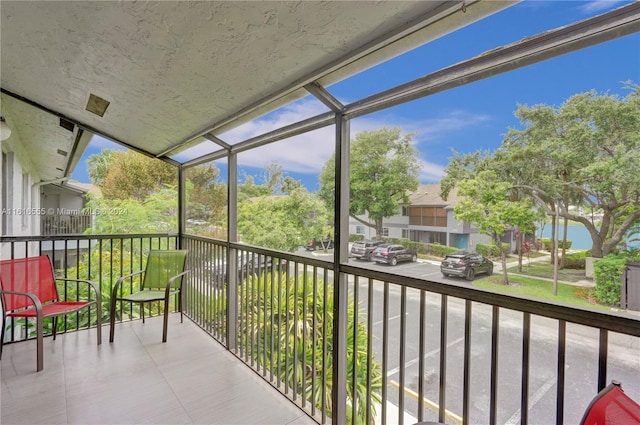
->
{"left": 373, "top": 313, "right": 407, "bottom": 326}
{"left": 386, "top": 336, "right": 465, "bottom": 377}
{"left": 504, "top": 376, "right": 557, "bottom": 425}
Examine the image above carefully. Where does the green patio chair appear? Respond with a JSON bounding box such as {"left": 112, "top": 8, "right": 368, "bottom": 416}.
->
{"left": 109, "top": 250, "right": 188, "bottom": 343}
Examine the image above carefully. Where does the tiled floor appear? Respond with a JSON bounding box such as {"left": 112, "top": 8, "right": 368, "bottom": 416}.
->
{"left": 1, "top": 316, "right": 317, "bottom": 425}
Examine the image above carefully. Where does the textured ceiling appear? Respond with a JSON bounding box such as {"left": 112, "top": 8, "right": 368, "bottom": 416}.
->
{"left": 0, "top": 1, "right": 514, "bottom": 182}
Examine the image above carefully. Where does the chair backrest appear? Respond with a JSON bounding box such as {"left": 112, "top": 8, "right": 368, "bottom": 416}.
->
{"left": 0, "top": 256, "right": 58, "bottom": 311}
{"left": 141, "top": 250, "right": 187, "bottom": 291}
{"left": 580, "top": 381, "right": 640, "bottom": 425}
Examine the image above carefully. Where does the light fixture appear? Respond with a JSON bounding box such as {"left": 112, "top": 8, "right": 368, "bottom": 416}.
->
{"left": 85, "top": 93, "right": 110, "bottom": 117}
{"left": 0, "top": 116, "right": 11, "bottom": 141}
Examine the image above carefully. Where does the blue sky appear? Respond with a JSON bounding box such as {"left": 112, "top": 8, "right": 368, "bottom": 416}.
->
{"left": 72, "top": 0, "right": 639, "bottom": 191}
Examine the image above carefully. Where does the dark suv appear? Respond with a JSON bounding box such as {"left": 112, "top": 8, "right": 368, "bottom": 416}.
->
{"left": 371, "top": 244, "right": 417, "bottom": 266}
{"left": 350, "top": 239, "right": 385, "bottom": 261}
{"left": 306, "top": 237, "right": 334, "bottom": 251}
{"left": 440, "top": 251, "right": 493, "bottom": 281}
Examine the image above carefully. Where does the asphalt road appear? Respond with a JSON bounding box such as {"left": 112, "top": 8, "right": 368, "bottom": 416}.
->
{"left": 295, "top": 248, "right": 640, "bottom": 424}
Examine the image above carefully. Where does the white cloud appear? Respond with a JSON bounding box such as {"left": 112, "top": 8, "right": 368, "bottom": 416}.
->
{"left": 177, "top": 99, "right": 490, "bottom": 180}
{"left": 89, "top": 134, "right": 126, "bottom": 150}
{"left": 418, "top": 158, "right": 446, "bottom": 183}
{"left": 578, "top": 0, "right": 629, "bottom": 14}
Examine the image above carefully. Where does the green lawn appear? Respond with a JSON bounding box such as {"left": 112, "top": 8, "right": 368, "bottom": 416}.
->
{"left": 473, "top": 274, "right": 605, "bottom": 310}
{"left": 507, "top": 261, "right": 586, "bottom": 283}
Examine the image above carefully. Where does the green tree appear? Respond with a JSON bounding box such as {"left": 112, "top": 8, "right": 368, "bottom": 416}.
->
{"left": 261, "top": 160, "right": 284, "bottom": 194}
{"left": 86, "top": 148, "right": 115, "bottom": 187}
{"left": 238, "top": 174, "right": 271, "bottom": 202}
{"left": 238, "top": 187, "right": 330, "bottom": 252}
{"left": 185, "top": 163, "right": 227, "bottom": 225}
{"left": 238, "top": 161, "right": 303, "bottom": 201}
{"left": 319, "top": 127, "right": 420, "bottom": 238}
{"left": 85, "top": 187, "right": 178, "bottom": 234}
{"left": 454, "top": 170, "right": 538, "bottom": 285}
{"left": 442, "top": 85, "right": 640, "bottom": 258}
{"left": 281, "top": 176, "right": 302, "bottom": 194}
{"left": 91, "top": 150, "right": 177, "bottom": 201}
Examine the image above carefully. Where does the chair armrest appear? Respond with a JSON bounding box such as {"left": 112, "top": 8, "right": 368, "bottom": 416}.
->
{"left": 55, "top": 278, "right": 102, "bottom": 306}
{"left": 164, "top": 270, "right": 190, "bottom": 297}
{"left": 0, "top": 290, "right": 44, "bottom": 318}
{"left": 111, "top": 270, "right": 144, "bottom": 300}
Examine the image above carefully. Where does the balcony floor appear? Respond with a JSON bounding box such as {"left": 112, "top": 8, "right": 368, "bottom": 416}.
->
{"left": 1, "top": 316, "right": 316, "bottom": 425}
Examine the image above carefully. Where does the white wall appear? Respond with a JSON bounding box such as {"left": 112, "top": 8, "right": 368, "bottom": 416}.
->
{"left": 1, "top": 134, "right": 42, "bottom": 259}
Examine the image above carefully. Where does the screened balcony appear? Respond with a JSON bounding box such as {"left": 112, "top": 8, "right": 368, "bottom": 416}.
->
{"left": 1, "top": 234, "right": 639, "bottom": 424}
{"left": 2, "top": 2, "right": 640, "bottom": 425}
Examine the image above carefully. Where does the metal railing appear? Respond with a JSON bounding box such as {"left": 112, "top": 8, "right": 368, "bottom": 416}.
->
{"left": 40, "top": 214, "right": 93, "bottom": 235}
{"left": 2, "top": 233, "right": 639, "bottom": 424}
{"left": 0, "top": 233, "right": 179, "bottom": 343}
{"left": 181, "top": 235, "right": 640, "bottom": 425}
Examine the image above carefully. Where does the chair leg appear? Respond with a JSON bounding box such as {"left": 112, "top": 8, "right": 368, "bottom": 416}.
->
{"left": 36, "top": 315, "right": 44, "bottom": 372}
{"left": 141, "top": 303, "right": 145, "bottom": 324}
{"left": 109, "top": 297, "right": 117, "bottom": 343}
{"left": 162, "top": 299, "right": 170, "bottom": 343}
{"left": 96, "top": 303, "right": 102, "bottom": 345}
{"left": 0, "top": 314, "right": 6, "bottom": 360}
{"left": 52, "top": 317, "right": 58, "bottom": 341}
{"left": 179, "top": 291, "right": 183, "bottom": 323}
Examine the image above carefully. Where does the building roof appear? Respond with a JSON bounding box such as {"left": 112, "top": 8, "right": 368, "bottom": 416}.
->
{"left": 68, "top": 182, "right": 102, "bottom": 198}
{"left": 408, "top": 183, "right": 462, "bottom": 208}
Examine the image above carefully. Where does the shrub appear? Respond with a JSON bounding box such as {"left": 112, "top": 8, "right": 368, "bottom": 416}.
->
{"left": 427, "top": 243, "right": 459, "bottom": 257}
{"left": 563, "top": 251, "right": 590, "bottom": 269}
{"left": 476, "top": 243, "right": 499, "bottom": 258}
{"left": 476, "top": 243, "right": 509, "bottom": 258}
{"left": 239, "top": 271, "right": 382, "bottom": 423}
{"left": 539, "top": 237, "right": 572, "bottom": 250}
{"left": 593, "top": 253, "right": 640, "bottom": 306}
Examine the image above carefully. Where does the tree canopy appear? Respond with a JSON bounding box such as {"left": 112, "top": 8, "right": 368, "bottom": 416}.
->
{"left": 237, "top": 187, "right": 331, "bottom": 252}
{"left": 454, "top": 170, "right": 538, "bottom": 284}
{"left": 185, "top": 163, "right": 227, "bottom": 226}
{"left": 319, "top": 127, "right": 420, "bottom": 238}
{"left": 442, "top": 85, "right": 640, "bottom": 257}
{"left": 85, "top": 187, "right": 178, "bottom": 234}
{"left": 85, "top": 149, "right": 229, "bottom": 234}
{"left": 87, "top": 149, "right": 177, "bottom": 201}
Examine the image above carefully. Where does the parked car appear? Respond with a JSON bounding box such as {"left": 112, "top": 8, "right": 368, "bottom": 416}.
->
{"left": 440, "top": 251, "right": 493, "bottom": 281}
{"left": 350, "top": 239, "right": 386, "bottom": 261}
{"left": 306, "top": 237, "right": 334, "bottom": 251}
{"left": 208, "top": 252, "right": 287, "bottom": 286}
{"left": 240, "top": 253, "right": 287, "bottom": 276}
{"left": 371, "top": 244, "right": 417, "bottom": 266}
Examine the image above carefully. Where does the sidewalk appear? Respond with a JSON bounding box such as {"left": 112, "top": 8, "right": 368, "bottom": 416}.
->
{"left": 496, "top": 252, "right": 596, "bottom": 288}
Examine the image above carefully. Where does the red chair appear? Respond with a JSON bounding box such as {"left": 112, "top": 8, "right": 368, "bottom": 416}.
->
{"left": 0, "top": 255, "right": 102, "bottom": 372}
{"left": 580, "top": 380, "right": 640, "bottom": 425}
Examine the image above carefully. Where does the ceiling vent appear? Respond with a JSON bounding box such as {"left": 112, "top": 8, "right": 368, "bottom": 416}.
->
{"left": 59, "top": 118, "right": 75, "bottom": 132}
{"left": 85, "top": 93, "right": 110, "bottom": 117}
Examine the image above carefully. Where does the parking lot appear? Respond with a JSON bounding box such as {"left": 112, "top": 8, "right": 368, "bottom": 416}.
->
{"left": 295, "top": 246, "right": 640, "bottom": 424}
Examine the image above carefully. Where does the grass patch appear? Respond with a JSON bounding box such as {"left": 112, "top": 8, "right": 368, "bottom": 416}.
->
{"left": 507, "top": 261, "right": 586, "bottom": 283}
{"left": 474, "top": 275, "right": 605, "bottom": 309}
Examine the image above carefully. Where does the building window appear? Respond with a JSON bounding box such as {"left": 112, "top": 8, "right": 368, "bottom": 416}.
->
{"left": 409, "top": 206, "right": 448, "bottom": 227}
{"left": 402, "top": 229, "right": 409, "bottom": 239}
{"left": 382, "top": 227, "right": 389, "bottom": 237}
{"left": 356, "top": 225, "right": 365, "bottom": 235}
{"left": 401, "top": 206, "right": 409, "bottom": 216}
